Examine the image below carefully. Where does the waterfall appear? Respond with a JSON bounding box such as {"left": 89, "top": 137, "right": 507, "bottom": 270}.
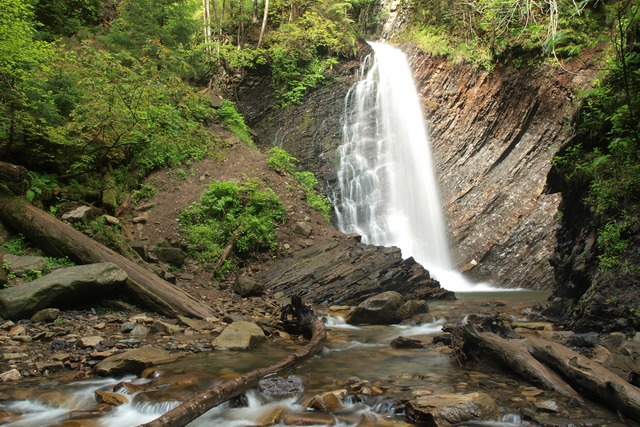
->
{"left": 336, "top": 42, "right": 494, "bottom": 292}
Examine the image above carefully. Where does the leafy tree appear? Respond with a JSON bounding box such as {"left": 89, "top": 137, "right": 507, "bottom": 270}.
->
{"left": 104, "top": 0, "right": 200, "bottom": 52}
{"left": 553, "top": 1, "right": 640, "bottom": 271}
{"left": 0, "top": 0, "right": 60, "bottom": 165}
{"left": 32, "top": 0, "right": 103, "bottom": 40}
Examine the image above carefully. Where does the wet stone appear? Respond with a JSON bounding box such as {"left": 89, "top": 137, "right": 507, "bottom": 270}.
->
{"left": 259, "top": 375, "right": 305, "bottom": 399}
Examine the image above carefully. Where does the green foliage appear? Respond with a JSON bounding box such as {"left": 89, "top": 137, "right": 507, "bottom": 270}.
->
{"left": 553, "top": 1, "right": 640, "bottom": 271}
{"left": 131, "top": 183, "right": 156, "bottom": 204}
{"left": 216, "top": 100, "right": 254, "bottom": 147}
{"left": 25, "top": 171, "right": 59, "bottom": 204}
{"left": 407, "top": 0, "right": 600, "bottom": 68}
{"left": 51, "top": 43, "right": 213, "bottom": 177}
{"left": 294, "top": 171, "right": 332, "bottom": 222}
{"left": 267, "top": 147, "right": 332, "bottom": 221}
{"left": 267, "top": 147, "right": 299, "bottom": 174}
{"left": 265, "top": 2, "right": 358, "bottom": 105}
{"left": 1, "top": 234, "right": 27, "bottom": 256}
{"left": 32, "top": 0, "right": 102, "bottom": 40}
{"left": 179, "top": 179, "right": 286, "bottom": 277}
{"left": 597, "top": 214, "right": 637, "bottom": 270}
{"left": 104, "top": 0, "right": 200, "bottom": 52}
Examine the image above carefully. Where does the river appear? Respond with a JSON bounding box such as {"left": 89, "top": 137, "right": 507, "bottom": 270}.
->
{"left": 0, "top": 290, "right": 626, "bottom": 426}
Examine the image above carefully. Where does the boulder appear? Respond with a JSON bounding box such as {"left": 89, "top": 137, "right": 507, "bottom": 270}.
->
{"left": 30, "top": 308, "right": 60, "bottom": 323}
{"left": 94, "top": 345, "right": 178, "bottom": 376}
{"left": 2, "top": 254, "right": 47, "bottom": 277}
{"left": 405, "top": 392, "right": 499, "bottom": 425}
{"left": 346, "top": 291, "right": 404, "bottom": 325}
{"left": 233, "top": 276, "right": 265, "bottom": 297}
{"left": 212, "top": 321, "right": 266, "bottom": 350}
{"left": 152, "top": 247, "right": 187, "bottom": 267}
{"left": 396, "top": 299, "right": 429, "bottom": 320}
{"left": 0, "top": 262, "right": 128, "bottom": 320}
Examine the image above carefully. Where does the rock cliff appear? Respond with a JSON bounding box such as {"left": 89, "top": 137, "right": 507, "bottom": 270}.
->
{"left": 407, "top": 47, "right": 597, "bottom": 288}
{"left": 236, "top": 46, "right": 597, "bottom": 290}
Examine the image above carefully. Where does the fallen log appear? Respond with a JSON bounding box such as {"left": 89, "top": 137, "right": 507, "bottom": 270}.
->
{"left": 458, "top": 325, "right": 582, "bottom": 401}
{"left": 0, "top": 161, "right": 29, "bottom": 195}
{"left": 527, "top": 337, "right": 640, "bottom": 421}
{"left": 139, "top": 298, "right": 326, "bottom": 427}
{"left": 0, "top": 190, "right": 214, "bottom": 319}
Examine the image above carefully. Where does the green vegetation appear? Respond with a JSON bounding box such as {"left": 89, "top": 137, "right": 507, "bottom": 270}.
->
{"left": 294, "top": 171, "right": 332, "bottom": 222}
{"left": 1, "top": 234, "right": 28, "bottom": 256}
{"left": 267, "top": 147, "right": 332, "bottom": 222}
{"left": 0, "top": 0, "right": 365, "bottom": 216}
{"left": 552, "top": 1, "right": 640, "bottom": 271}
{"left": 267, "top": 147, "right": 298, "bottom": 173}
{"left": 217, "top": 100, "right": 254, "bottom": 147}
{"left": 179, "top": 178, "right": 286, "bottom": 277}
{"left": 407, "top": 0, "right": 603, "bottom": 69}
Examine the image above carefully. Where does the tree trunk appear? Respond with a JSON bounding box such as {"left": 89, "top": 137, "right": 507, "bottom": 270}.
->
{"left": 0, "top": 190, "right": 215, "bottom": 319}
{"left": 139, "top": 298, "right": 326, "bottom": 427}
{"left": 459, "top": 326, "right": 582, "bottom": 401}
{"left": 527, "top": 337, "right": 640, "bottom": 422}
{"left": 257, "top": 0, "right": 269, "bottom": 49}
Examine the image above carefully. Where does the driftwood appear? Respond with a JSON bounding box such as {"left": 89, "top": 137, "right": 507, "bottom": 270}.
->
{"left": 0, "top": 190, "right": 214, "bottom": 319}
{"left": 139, "top": 298, "right": 326, "bottom": 427}
{"left": 459, "top": 325, "right": 582, "bottom": 401}
{"left": 528, "top": 337, "right": 640, "bottom": 421}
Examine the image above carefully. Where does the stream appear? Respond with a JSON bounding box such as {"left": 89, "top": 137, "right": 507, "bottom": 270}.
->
{"left": 0, "top": 290, "right": 626, "bottom": 426}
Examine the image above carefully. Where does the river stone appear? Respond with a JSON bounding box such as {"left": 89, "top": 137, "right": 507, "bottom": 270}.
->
{"left": 149, "top": 320, "right": 182, "bottom": 335}
{"left": 30, "top": 308, "right": 60, "bottom": 323}
{"left": 396, "top": 299, "right": 429, "bottom": 320}
{"left": 94, "top": 345, "right": 178, "bottom": 376}
{"left": 259, "top": 375, "right": 305, "bottom": 399}
{"left": 0, "top": 262, "right": 128, "bottom": 320}
{"left": 212, "top": 321, "right": 266, "bottom": 350}
{"left": 390, "top": 336, "right": 425, "bottom": 349}
{"left": 233, "top": 276, "right": 265, "bottom": 297}
{"left": 405, "top": 392, "right": 499, "bottom": 425}
{"left": 346, "top": 291, "right": 404, "bottom": 325}
{"left": 95, "top": 390, "right": 129, "bottom": 406}
{"left": 305, "top": 389, "right": 347, "bottom": 411}
{"left": 2, "top": 254, "right": 47, "bottom": 277}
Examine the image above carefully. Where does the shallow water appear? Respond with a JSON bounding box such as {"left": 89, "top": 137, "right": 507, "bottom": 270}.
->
{"left": 0, "top": 291, "right": 627, "bottom": 426}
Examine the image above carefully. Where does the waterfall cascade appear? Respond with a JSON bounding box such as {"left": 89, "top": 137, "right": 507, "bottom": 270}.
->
{"left": 336, "top": 42, "right": 492, "bottom": 292}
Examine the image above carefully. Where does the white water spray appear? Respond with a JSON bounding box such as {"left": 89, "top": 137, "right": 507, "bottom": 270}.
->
{"left": 336, "top": 42, "right": 495, "bottom": 292}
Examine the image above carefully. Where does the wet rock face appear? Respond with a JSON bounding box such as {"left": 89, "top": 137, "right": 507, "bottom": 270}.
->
{"left": 406, "top": 46, "right": 597, "bottom": 288}
{"left": 256, "top": 237, "right": 454, "bottom": 305}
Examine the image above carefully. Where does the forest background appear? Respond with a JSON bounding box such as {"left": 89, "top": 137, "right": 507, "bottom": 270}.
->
{"left": 0, "top": 0, "right": 638, "bottom": 275}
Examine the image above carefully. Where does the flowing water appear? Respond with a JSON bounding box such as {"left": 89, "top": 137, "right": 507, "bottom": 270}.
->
{"left": 336, "top": 42, "right": 497, "bottom": 292}
{"left": 0, "top": 291, "right": 624, "bottom": 426}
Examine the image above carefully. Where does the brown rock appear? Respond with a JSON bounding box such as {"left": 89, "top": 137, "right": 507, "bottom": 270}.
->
{"left": 95, "top": 390, "right": 129, "bottom": 406}
{"left": 94, "top": 345, "right": 178, "bottom": 376}
{"left": 405, "top": 392, "right": 499, "bottom": 425}
{"left": 0, "top": 369, "right": 21, "bottom": 381}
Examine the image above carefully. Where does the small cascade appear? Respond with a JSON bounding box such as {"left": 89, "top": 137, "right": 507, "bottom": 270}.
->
{"left": 336, "top": 42, "right": 491, "bottom": 292}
